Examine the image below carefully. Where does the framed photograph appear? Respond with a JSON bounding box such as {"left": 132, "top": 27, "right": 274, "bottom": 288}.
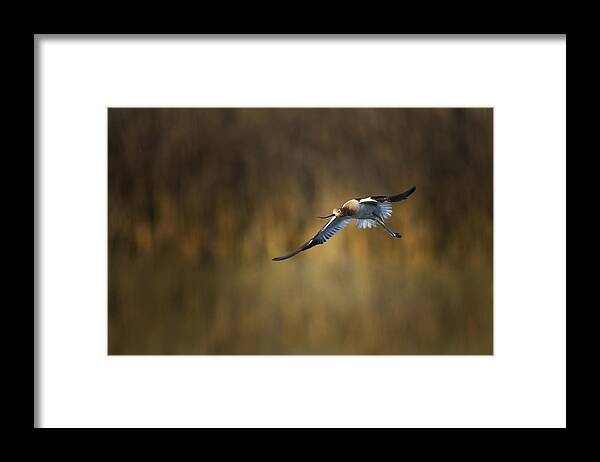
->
{"left": 35, "top": 35, "right": 566, "bottom": 428}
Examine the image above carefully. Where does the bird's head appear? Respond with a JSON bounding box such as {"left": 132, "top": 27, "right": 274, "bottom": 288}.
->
{"left": 318, "top": 207, "right": 343, "bottom": 219}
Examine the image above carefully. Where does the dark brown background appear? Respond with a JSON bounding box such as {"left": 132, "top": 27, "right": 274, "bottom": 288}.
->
{"left": 108, "top": 108, "right": 493, "bottom": 354}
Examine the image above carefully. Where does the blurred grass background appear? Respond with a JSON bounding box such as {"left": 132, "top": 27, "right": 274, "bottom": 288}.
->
{"left": 108, "top": 108, "right": 493, "bottom": 354}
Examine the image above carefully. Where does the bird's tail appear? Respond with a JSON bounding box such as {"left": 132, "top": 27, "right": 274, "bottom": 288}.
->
{"left": 386, "top": 186, "right": 416, "bottom": 202}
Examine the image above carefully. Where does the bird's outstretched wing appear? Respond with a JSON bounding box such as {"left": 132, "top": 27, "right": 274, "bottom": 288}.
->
{"left": 369, "top": 186, "right": 416, "bottom": 203}
{"left": 356, "top": 186, "right": 416, "bottom": 228}
{"left": 272, "top": 216, "right": 352, "bottom": 261}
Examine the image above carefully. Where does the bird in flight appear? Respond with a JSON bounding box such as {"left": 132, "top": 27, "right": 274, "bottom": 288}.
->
{"left": 272, "top": 186, "right": 416, "bottom": 261}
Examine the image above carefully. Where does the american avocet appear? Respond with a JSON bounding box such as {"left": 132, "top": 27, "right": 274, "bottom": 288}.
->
{"left": 272, "top": 186, "right": 416, "bottom": 261}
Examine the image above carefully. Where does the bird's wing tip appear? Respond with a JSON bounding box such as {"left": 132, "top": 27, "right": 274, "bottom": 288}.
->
{"left": 272, "top": 254, "right": 292, "bottom": 261}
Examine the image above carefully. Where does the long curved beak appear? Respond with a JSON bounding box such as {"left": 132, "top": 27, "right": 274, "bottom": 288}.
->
{"left": 318, "top": 213, "right": 335, "bottom": 219}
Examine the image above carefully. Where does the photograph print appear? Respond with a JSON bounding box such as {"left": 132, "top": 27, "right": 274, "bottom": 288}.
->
{"left": 108, "top": 108, "right": 493, "bottom": 355}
